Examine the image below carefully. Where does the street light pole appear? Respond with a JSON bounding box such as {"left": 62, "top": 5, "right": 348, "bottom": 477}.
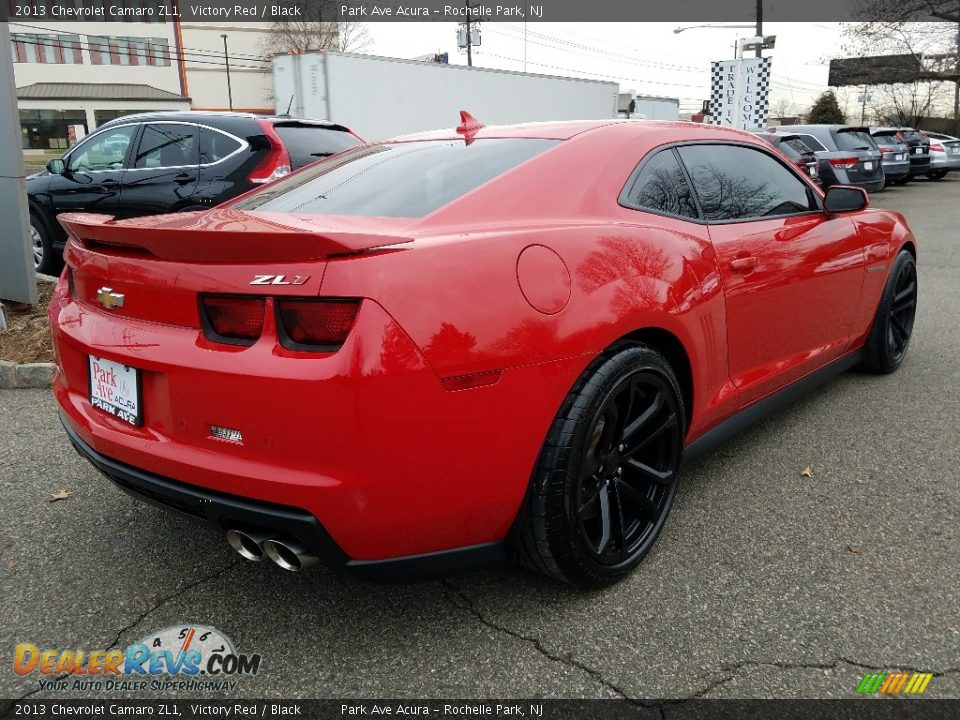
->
{"left": 221, "top": 34, "right": 233, "bottom": 111}
{"left": 465, "top": 0, "right": 473, "bottom": 67}
{"left": 755, "top": 0, "right": 763, "bottom": 58}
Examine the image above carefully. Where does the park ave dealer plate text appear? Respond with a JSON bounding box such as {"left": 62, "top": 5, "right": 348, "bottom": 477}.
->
{"left": 88, "top": 356, "right": 141, "bottom": 426}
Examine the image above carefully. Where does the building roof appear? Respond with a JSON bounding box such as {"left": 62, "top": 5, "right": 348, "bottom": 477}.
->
{"left": 16, "top": 83, "right": 189, "bottom": 102}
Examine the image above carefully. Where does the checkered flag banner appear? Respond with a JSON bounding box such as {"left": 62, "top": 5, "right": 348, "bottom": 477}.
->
{"left": 708, "top": 57, "right": 772, "bottom": 131}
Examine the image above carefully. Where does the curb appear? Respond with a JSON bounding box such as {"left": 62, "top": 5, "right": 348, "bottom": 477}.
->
{"left": 0, "top": 360, "right": 55, "bottom": 389}
{"left": 0, "top": 272, "right": 59, "bottom": 389}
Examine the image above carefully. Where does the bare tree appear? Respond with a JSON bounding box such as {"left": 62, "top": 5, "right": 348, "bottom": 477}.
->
{"left": 261, "top": 0, "right": 372, "bottom": 56}
{"left": 842, "top": 5, "right": 959, "bottom": 133}
{"left": 870, "top": 80, "right": 944, "bottom": 126}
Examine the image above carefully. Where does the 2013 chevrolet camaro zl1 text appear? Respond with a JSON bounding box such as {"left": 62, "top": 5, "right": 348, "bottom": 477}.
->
{"left": 49, "top": 119, "right": 918, "bottom": 587}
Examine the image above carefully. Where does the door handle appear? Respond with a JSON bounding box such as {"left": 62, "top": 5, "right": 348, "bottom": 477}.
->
{"left": 729, "top": 256, "right": 758, "bottom": 272}
{"left": 174, "top": 173, "right": 196, "bottom": 185}
{"left": 100, "top": 179, "right": 119, "bottom": 187}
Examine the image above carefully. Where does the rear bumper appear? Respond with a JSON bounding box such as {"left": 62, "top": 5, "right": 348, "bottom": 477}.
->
{"left": 881, "top": 161, "right": 910, "bottom": 180}
{"left": 50, "top": 282, "right": 587, "bottom": 569}
{"left": 61, "top": 413, "right": 506, "bottom": 580}
{"left": 929, "top": 153, "right": 960, "bottom": 170}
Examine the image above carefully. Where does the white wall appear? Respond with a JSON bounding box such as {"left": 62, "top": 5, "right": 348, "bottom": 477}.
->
{"left": 11, "top": 20, "right": 181, "bottom": 95}
{"left": 276, "top": 52, "right": 620, "bottom": 141}
{"left": 179, "top": 24, "right": 274, "bottom": 111}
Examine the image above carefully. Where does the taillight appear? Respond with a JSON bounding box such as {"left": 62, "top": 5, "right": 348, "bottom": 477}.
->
{"left": 277, "top": 299, "right": 360, "bottom": 351}
{"left": 930, "top": 142, "right": 944, "bottom": 152}
{"left": 200, "top": 295, "right": 265, "bottom": 345}
{"left": 248, "top": 120, "right": 292, "bottom": 185}
{"left": 829, "top": 156, "right": 858, "bottom": 169}
{"left": 878, "top": 146, "right": 892, "bottom": 154}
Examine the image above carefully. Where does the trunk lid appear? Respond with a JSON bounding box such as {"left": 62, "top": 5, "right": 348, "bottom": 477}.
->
{"left": 59, "top": 208, "right": 415, "bottom": 327}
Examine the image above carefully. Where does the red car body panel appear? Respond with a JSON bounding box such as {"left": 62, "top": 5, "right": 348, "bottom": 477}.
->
{"left": 49, "top": 120, "right": 916, "bottom": 568}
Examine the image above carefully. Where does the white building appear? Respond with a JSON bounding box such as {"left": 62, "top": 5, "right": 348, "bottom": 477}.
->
{"left": 11, "top": 19, "right": 277, "bottom": 150}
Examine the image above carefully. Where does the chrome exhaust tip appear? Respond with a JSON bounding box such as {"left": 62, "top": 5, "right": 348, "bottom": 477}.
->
{"left": 226, "top": 528, "right": 267, "bottom": 562}
{"left": 263, "top": 539, "right": 318, "bottom": 572}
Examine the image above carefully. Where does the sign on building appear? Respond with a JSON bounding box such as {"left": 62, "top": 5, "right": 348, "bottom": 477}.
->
{"left": 708, "top": 57, "right": 772, "bottom": 131}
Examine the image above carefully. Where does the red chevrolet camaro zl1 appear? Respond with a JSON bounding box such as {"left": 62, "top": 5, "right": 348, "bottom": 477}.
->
{"left": 49, "top": 118, "right": 918, "bottom": 587}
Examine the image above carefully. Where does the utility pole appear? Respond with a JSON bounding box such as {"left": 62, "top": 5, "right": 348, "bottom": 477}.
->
{"left": 755, "top": 0, "right": 763, "bottom": 58}
{"left": 221, "top": 34, "right": 233, "bottom": 111}
{"left": 0, "top": 21, "right": 36, "bottom": 305}
{"left": 465, "top": 0, "right": 473, "bottom": 67}
{"left": 860, "top": 84, "right": 869, "bottom": 124}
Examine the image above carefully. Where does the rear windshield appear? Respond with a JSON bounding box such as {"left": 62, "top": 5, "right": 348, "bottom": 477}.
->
{"left": 834, "top": 130, "right": 877, "bottom": 151}
{"left": 780, "top": 137, "right": 813, "bottom": 157}
{"left": 872, "top": 133, "right": 900, "bottom": 147}
{"left": 792, "top": 133, "right": 826, "bottom": 152}
{"left": 272, "top": 124, "right": 362, "bottom": 169}
{"left": 233, "top": 138, "right": 559, "bottom": 218}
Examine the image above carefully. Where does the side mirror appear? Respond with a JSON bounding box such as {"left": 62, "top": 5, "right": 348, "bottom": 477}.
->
{"left": 824, "top": 185, "right": 869, "bottom": 213}
{"left": 46, "top": 158, "right": 66, "bottom": 175}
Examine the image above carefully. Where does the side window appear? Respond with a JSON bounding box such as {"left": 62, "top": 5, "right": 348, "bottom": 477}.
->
{"left": 134, "top": 124, "right": 199, "bottom": 169}
{"left": 199, "top": 128, "right": 242, "bottom": 164}
{"left": 622, "top": 149, "right": 699, "bottom": 219}
{"left": 677, "top": 144, "right": 816, "bottom": 222}
{"left": 67, "top": 126, "right": 136, "bottom": 172}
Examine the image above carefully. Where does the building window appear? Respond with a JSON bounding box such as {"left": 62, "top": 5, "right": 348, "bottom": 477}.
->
{"left": 11, "top": 34, "right": 83, "bottom": 64}
{"left": 89, "top": 36, "right": 170, "bottom": 67}
{"left": 20, "top": 109, "right": 89, "bottom": 150}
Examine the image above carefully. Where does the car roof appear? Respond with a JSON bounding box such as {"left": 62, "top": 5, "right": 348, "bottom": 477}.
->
{"left": 384, "top": 118, "right": 771, "bottom": 144}
{"left": 97, "top": 111, "right": 350, "bottom": 131}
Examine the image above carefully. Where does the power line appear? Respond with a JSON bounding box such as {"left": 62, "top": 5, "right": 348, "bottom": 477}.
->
{"left": 12, "top": 36, "right": 269, "bottom": 71}
{"left": 9, "top": 21, "right": 273, "bottom": 64}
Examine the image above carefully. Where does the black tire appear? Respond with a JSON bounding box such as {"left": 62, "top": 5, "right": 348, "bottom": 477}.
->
{"left": 515, "top": 343, "right": 685, "bottom": 587}
{"left": 926, "top": 169, "right": 947, "bottom": 181}
{"left": 30, "top": 212, "right": 60, "bottom": 276}
{"left": 862, "top": 250, "right": 917, "bottom": 374}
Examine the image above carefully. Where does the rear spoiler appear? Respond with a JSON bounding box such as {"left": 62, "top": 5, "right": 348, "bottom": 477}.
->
{"left": 57, "top": 211, "right": 413, "bottom": 263}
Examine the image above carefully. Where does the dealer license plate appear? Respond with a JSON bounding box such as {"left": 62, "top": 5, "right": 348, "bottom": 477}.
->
{"left": 89, "top": 356, "right": 141, "bottom": 426}
{"left": 863, "top": 161, "right": 873, "bottom": 170}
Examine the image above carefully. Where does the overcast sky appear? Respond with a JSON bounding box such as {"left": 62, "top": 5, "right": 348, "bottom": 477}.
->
{"left": 365, "top": 22, "right": 851, "bottom": 116}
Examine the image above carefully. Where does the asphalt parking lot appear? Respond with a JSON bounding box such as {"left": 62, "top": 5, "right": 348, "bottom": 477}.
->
{"left": 2, "top": 176, "right": 959, "bottom": 704}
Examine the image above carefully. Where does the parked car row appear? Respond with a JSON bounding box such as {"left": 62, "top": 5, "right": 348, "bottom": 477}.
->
{"left": 754, "top": 123, "right": 959, "bottom": 194}
{"left": 27, "top": 111, "right": 363, "bottom": 274}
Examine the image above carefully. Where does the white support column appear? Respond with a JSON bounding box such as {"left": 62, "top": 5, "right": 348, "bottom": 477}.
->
{"left": 0, "top": 21, "right": 37, "bottom": 304}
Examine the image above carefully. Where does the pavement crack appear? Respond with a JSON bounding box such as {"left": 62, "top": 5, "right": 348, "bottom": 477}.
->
{"left": 441, "top": 579, "right": 640, "bottom": 703}
{"left": 105, "top": 559, "right": 243, "bottom": 652}
{"left": 700, "top": 656, "right": 960, "bottom": 679}
{"left": 4, "top": 560, "right": 243, "bottom": 710}
{"left": 689, "top": 657, "right": 960, "bottom": 699}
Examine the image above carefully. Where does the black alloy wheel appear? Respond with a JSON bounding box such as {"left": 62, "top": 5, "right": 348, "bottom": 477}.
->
{"left": 574, "top": 371, "right": 681, "bottom": 565}
{"left": 886, "top": 258, "right": 917, "bottom": 363}
{"left": 863, "top": 249, "right": 917, "bottom": 373}
{"left": 516, "top": 344, "right": 685, "bottom": 586}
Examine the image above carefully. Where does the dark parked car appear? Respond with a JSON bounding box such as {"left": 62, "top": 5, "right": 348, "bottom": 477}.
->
{"left": 27, "top": 111, "right": 362, "bottom": 273}
{"left": 866, "top": 129, "right": 911, "bottom": 186}
{"left": 777, "top": 125, "right": 884, "bottom": 193}
{"left": 754, "top": 131, "right": 820, "bottom": 185}
{"left": 871, "top": 127, "right": 930, "bottom": 181}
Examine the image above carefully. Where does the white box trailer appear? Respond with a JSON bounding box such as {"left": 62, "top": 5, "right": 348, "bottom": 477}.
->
{"left": 273, "top": 51, "right": 619, "bottom": 141}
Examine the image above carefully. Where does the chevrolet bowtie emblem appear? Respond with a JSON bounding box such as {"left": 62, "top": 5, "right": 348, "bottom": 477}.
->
{"left": 96, "top": 287, "right": 125, "bottom": 309}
